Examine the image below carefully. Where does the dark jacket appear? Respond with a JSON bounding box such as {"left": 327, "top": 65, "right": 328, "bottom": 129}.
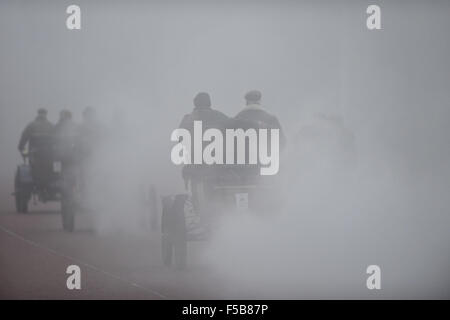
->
{"left": 18, "top": 115, "right": 54, "bottom": 152}
{"left": 53, "top": 119, "right": 79, "bottom": 164}
{"left": 179, "top": 105, "right": 229, "bottom": 132}
{"left": 178, "top": 105, "right": 230, "bottom": 180}
{"left": 235, "top": 103, "right": 286, "bottom": 150}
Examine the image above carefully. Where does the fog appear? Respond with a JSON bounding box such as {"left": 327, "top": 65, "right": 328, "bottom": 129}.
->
{"left": 1, "top": 0, "right": 450, "bottom": 298}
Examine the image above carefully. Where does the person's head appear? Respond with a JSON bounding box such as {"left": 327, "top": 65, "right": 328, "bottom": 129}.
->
{"left": 244, "top": 90, "right": 262, "bottom": 105}
{"left": 82, "top": 106, "right": 96, "bottom": 122}
{"left": 59, "top": 109, "right": 72, "bottom": 122}
{"left": 193, "top": 92, "right": 211, "bottom": 109}
{"left": 37, "top": 108, "right": 48, "bottom": 118}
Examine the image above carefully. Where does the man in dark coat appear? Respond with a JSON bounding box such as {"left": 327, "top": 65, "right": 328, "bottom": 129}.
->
{"left": 177, "top": 92, "right": 230, "bottom": 209}
{"left": 235, "top": 90, "right": 286, "bottom": 150}
{"left": 179, "top": 92, "right": 229, "bottom": 133}
{"left": 53, "top": 109, "right": 78, "bottom": 166}
{"left": 18, "top": 108, "right": 55, "bottom": 193}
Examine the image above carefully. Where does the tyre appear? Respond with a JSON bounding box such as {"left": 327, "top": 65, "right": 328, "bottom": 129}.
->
{"left": 61, "top": 204, "right": 74, "bottom": 232}
{"left": 161, "top": 234, "right": 173, "bottom": 267}
{"left": 173, "top": 231, "right": 187, "bottom": 270}
{"left": 161, "top": 230, "right": 187, "bottom": 269}
{"left": 161, "top": 194, "right": 188, "bottom": 269}
{"left": 15, "top": 191, "right": 29, "bottom": 213}
{"left": 61, "top": 193, "right": 74, "bottom": 232}
{"left": 60, "top": 167, "right": 76, "bottom": 232}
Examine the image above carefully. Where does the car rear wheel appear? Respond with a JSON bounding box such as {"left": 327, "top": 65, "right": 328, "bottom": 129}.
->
{"left": 61, "top": 203, "right": 74, "bottom": 232}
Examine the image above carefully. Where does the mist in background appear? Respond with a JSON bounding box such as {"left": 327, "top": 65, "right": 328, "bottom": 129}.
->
{"left": 0, "top": 0, "right": 449, "bottom": 298}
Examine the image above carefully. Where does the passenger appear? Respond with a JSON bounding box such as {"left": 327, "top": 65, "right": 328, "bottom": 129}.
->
{"left": 17, "top": 108, "right": 54, "bottom": 195}
{"left": 54, "top": 109, "right": 79, "bottom": 211}
{"left": 235, "top": 90, "right": 286, "bottom": 150}
{"left": 232, "top": 90, "right": 286, "bottom": 178}
{"left": 53, "top": 109, "right": 78, "bottom": 166}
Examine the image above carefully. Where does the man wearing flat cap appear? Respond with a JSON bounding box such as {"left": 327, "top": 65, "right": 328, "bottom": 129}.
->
{"left": 235, "top": 90, "right": 286, "bottom": 150}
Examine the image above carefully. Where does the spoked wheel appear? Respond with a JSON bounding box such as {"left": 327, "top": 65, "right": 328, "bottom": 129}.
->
{"left": 161, "top": 194, "right": 188, "bottom": 270}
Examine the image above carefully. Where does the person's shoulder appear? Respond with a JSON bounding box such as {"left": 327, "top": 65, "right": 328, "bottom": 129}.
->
{"left": 179, "top": 113, "right": 193, "bottom": 128}
{"left": 211, "top": 108, "right": 229, "bottom": 119}
{"left": 259, "top": 107, "right": 280, "bottom": 123}
{"left": 26, "top": 120, "right": 36, "bottom": 128}
{"left": 181, "top": 113, "right": 192, "bottom": 121}
{"left": 267, "top": 112, "right": 280, "bottom": 123}
{"left": 235, "top": 108, "right": 255, "bottom": 119}
{"left": 238, "top": 108, "right": 270, "bottom": 119}
{"left": 234, "top": 109, "right": 245, "bottom": 118}
{"left": 230, "top": 116, "right": 256, "bottom": 129}
{"left": 27, "top": 119, "right": 41, "bottom": 130}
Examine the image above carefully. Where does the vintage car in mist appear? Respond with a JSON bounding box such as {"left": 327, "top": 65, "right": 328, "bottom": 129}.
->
{"left": 13, "top": 151, "right": 76, "bottom": 232}
{"left": 161, "top": 164, "right": 279, "bottom": 269}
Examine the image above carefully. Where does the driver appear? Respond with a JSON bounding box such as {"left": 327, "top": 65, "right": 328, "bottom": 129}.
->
{"left": 178, "top": 92, "right": 229, "bottom": 208}
{"left": 18, "top": 108, "right": 55, "bottom": 196}
{"left": 179, "top": 92, "right": 229, "bottom": 183}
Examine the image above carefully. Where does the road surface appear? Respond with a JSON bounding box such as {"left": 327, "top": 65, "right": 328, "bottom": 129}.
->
{"left": 0, "top": 203, "right": 231, "bottom": 299}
